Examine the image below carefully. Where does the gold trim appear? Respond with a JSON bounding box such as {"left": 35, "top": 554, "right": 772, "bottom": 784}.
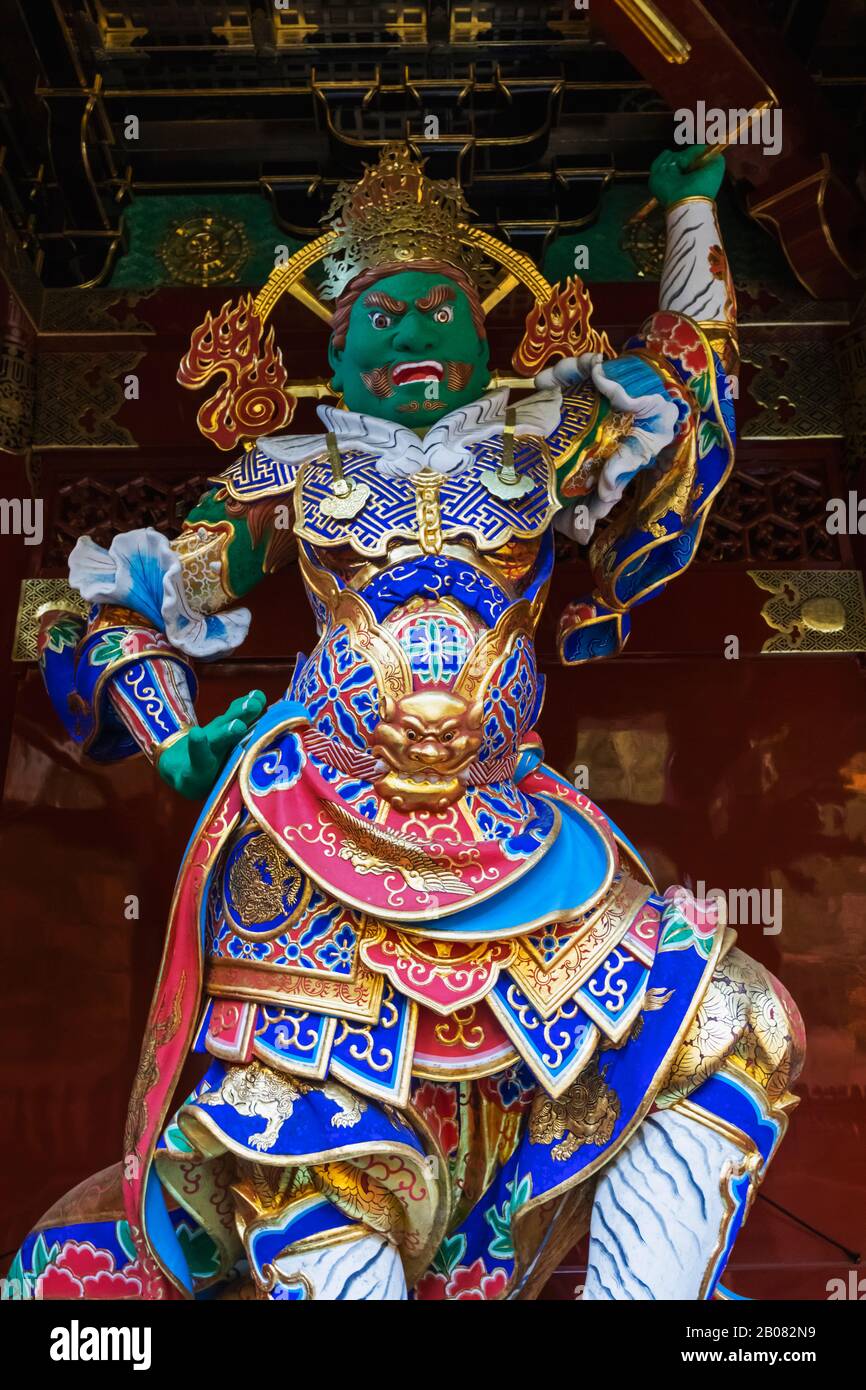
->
{"left": 269, "top": 1222, "right": 372, "bottom": 1263}
{"left": 248, "top": 217, "right": 557, "bottom": 341}
{"left": 612, "top": 0, "right": 692, "bottom": 63}
{"left": 481, "top": 271, "right": 520, "bottom": 316}
{"left": 333, "top": 587, "right": 414, "bottom": 697}
{"left": 612, "top": 833, "right": 658, "bottom": 892}
{"left": 453, "top": 600, "right": 536, "bottom": 699}
{"left": 180, "top": 1108, "right": 431, "bottom": 1174}
{"left": 665, "top": 195, "right": 716, "bottom": 211}
{"left": 83, "top": 647, "right": 196, "bottom": 757}
{"left": 252, "top": 1016, "right": 338, "bottom": 1081}
{"left": 292, "top": 449, "right": 561, "bottom": 560}
{"left": 549, "top": 391, "right": 602, "bottom": 495}
{"left": 670, "top": 1096, "right": 760, "bottom": 1158}
{"left": 199, "top": 999, "right": 256, "bottom": 1064}
{"left": 511, "top": 877, "right": 653, "bottom": 1019}
{"left": 221, "top": 861, "right": 315, "bottom": 947}
{"left": 699, "top": 1152, "right": 760, "bottom": 1301}
{"left": 238, "top": 712, "right": 578, "bottom": 927}
{"left": 350, "top": 540, "right": 522, "bottom": 602}
{"left": 392, "top": 796, "right": 618, "bottom": 940}
{"left": 411, "top": 468, "right": 444, "bottom": 555}
{"left": 580, "top": 979, "right": 649, "bottom": 1045}
{"left": 330, "top": 998, "right": 418, "bottom": 1109}
{"left": 410, "top": 1044, "right": 520, "bottom": 1082}
{"left": 206, "top": 960, "right": 384, "bottom": 1025}
{"left": 487, "top": 995, "right": 600, "bottom": 1098}
{"left": 560, "top": 317, "right": 735, "bottom": 664}
{"left": 253, "top": 230, "right": 337, "bottom": 325}
{"left": 749, "top": 154, "right": 858, "bottom": 293}
{"left": 358, "top": 936, "right": 517, "bottom": 1018}
{"left": 153, "top": 725, "right": 195, "bottom": 768}
{"left": 132, "top": 797, "right": 242, "bottom": 1296}
{"left": 12, "top": 578, "right": 89, "bottom": 663}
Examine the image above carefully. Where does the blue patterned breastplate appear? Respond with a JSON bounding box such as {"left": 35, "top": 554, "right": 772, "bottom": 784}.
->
{"left": 293, "top": 443, "right": 557, "bottom": 558}
{"left": 292, "top": 533, "right": 553, "bottom": 791}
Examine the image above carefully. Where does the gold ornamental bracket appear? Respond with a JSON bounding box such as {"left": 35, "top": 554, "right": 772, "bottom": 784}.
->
{"left": 12, "top": 578, "right": 89, "bottom": 662}
{"left": 749, "top": 570, "right": 866, "bottom": 655}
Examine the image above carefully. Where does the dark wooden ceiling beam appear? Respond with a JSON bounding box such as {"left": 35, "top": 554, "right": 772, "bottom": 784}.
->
{"left": 590, "top": 0, "right": 865, "bottom": 299}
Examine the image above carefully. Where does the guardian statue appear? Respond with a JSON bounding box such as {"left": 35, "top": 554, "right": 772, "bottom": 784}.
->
{"left": 12, "top": 144, "right": 803, "bottom": 1302}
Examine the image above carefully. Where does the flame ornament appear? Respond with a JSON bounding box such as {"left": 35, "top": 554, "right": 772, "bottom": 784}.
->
{"left": 177, "top": 294, "right": 295, "bottom": 451}
{"left": 512, "top": 275, "right": 613, "bottom": 377}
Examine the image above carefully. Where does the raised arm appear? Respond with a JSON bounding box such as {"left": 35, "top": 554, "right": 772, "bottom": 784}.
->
{"left": 550, "top": 145, "right": 737, "bottom": 664}
{"left": 652, "top": 143, "right": 738, "bottom": 378}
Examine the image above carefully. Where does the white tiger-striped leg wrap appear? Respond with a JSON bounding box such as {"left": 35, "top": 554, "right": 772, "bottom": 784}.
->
{"left": 267, "top": 1231, "right": 407, "bottom": 1301}
{"left": 582, "top": 1109, "right": 744, "bottom": 1300}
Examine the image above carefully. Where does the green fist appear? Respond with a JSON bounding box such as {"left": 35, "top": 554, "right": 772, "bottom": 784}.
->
{"left": 158, "top": 690, "right": 267, "bottom": 799}
{"left": 648, "top": 144, "right": 725, "bottom": 210}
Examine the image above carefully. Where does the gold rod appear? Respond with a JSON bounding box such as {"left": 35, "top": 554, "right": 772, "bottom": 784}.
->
{"left": 481, "top": 272, "right": 521, "bottom": 315}
{"left": 285, "top": 279, "right": 333, "bottom": 326}
{"left": 612, "top": 0, "right": 692, "bottom": 64}
{"left": 627, "top": 100, "right": 775, "bottom": 225}
{"left": 35, "top": 79, "right": 655, "bottom": 100}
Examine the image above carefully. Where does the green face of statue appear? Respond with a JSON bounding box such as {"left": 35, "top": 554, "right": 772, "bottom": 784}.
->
{"left": 328, "top": 270, "right": 490, "bottom": 425}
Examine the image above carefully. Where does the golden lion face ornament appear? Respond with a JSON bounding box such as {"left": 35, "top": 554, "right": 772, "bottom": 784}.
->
{"left": 370, "top": 689, "right": 484, "bottom": 812}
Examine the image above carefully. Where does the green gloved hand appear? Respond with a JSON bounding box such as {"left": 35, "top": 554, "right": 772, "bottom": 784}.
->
{"left": 648, "top": 144, "right": 725, "bottom": 210}
{"left": 158, "top": 690, "right": 267, "bottom": 799}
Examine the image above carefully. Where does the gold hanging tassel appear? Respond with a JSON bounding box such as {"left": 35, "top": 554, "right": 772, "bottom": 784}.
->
{"left": 319, "top": 432, "right": 371, "bottom": 519}
{"left": 482, "top": 406, "right": 536, "bottom": 500}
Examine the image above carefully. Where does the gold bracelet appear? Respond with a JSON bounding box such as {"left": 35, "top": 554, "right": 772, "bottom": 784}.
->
{"left": 153, "top": 724, "right": 196, "bottom": 766}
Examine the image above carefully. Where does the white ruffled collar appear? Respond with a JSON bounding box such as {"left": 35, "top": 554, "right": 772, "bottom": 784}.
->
{"left": 261, "top": 385, "right": 564, "bottom": 479}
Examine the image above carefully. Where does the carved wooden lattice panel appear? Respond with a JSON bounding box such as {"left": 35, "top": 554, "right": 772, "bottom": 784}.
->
{"left": 699, "top": 463, "right": 844, "bottom": 564}
{"left": 44, "top": 472, "right": 213, "bottom": 570}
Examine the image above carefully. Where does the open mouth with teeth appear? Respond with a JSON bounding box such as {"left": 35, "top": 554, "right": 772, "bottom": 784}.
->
{"left": 374, "top": 766, "right": 466, "bottom": 811}
{"left": 390, "top": 360, "right": 444, "bottom": 386}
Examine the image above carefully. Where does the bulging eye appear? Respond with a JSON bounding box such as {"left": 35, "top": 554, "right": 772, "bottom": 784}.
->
{"left": 434, "top": 306, "right": 453, "bottom": 324}
{"left": 370, "top": 311, "right": 392, "bottom": 329}
{"left": 406, "top": 729, "right": 417, "bottom": 741}
{"left": 442, "top": 731, "right": 454, "bottom": 742}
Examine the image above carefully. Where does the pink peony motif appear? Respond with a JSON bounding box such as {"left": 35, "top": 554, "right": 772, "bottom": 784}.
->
{"left": 35, "top": 1239, "right": 144, "bottom": 1300}
{"left": 651, "top": 312, "right": 679, "bottom": 336}
{"left": 416, "top": 1259, "right": 509, "bottom": 1301}
{"left": 648, "top": 314, "right": 706, "bottom": 375}
{"left": 665, "top": 884, "right": 720, "bottom": 934}
{"left": 120, "top": 630, "right": 150, "bottom": 656}
{"left": 414, "top": 1270, "right": 449, "bottom": 1300}
{"left": 411, "top": 1081, "right": 460, "bottom": 1158}
{"left": 37, "top": 1265, "right": 84, "bottom": 1300}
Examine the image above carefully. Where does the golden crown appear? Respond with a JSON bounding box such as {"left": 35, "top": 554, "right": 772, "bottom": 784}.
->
{"left": 319, "top": 143, "right": 484, "bottom": 300}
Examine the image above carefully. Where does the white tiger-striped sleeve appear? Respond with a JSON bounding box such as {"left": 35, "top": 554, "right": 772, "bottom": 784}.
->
{"left": 660, "top": 197, "right": 738, "bottom": 374}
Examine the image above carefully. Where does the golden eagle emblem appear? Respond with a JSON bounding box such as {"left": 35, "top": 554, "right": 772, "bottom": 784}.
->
{"left": 326, "top": 802, "right": 474, "bottom": 898}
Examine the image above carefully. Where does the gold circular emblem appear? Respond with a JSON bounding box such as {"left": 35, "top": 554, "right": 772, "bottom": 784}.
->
{"left": 225, "top": 831, "right": 311, "bottom": 938}
{"left": 158, "top": 212, "right": 250, "bottom": 286}
{"left": 620, "top": 211, "right": 666, "bottom": 279}
{"left": 800, "top": 596, "right": 846, "bottom": 633}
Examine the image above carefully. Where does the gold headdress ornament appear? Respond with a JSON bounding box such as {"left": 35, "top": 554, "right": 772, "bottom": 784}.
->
{"left": 319, "top": 143, "right": 485, "bottom": 300}
{"left": 177, "top": 141, "right": 611, "bottom": 450}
